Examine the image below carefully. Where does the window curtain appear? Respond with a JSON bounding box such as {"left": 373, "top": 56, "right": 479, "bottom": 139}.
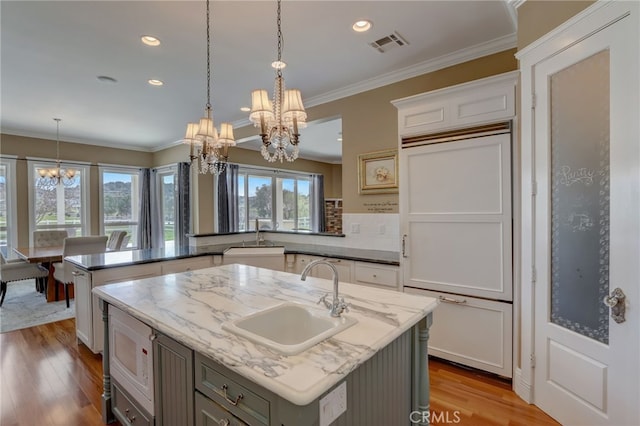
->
{"left": 137, "top": 168, "right": 152, "bottom": 249}
{"left": 176, "top": 162, "right": 191, "bottom": 247}
{"left": 311, "top": 174, "right": 326, "bottom": 233}
{"left": 217, "top": 164, "right": 239, "bottom": 233}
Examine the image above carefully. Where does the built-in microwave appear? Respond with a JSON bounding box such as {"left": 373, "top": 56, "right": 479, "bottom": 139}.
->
{"left": 108, "top": 305, "right": 154, "bottom": 415}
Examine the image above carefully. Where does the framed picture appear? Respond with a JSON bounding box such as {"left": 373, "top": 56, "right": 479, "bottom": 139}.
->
{"left": 358, "top": 149, "right": 398, "bottom": 194}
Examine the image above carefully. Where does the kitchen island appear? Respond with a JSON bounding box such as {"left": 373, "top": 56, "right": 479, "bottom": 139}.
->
{"left": 94, "top": 264, "right": 437, "bottom": 425}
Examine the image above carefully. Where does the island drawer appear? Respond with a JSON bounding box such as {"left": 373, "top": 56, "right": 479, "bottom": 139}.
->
{"left": 195, "top": 353, "right": 270, "bottom": 425}
{"left": 112, "top": 379, "right": 153, "bottom": 426}
{"left": 195, "top": 391, "right": 248, "bottom": 426}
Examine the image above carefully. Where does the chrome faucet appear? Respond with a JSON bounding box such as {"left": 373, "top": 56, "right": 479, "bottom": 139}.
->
{"left": 300, "top": 259, "right": 349, "bottom": 317}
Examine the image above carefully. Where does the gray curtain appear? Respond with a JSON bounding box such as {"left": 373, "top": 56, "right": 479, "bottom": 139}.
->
{"left": 217, "top": 164, "right": 239, "bottom": 233}
{"left": 137, "top": 168, "right": 152, "bottom": 249}
{"left": 311, "top": 174, "right": 326, "bottom": 233}
{"left": 176, "top": 162, "right": 191, "bottom": 247}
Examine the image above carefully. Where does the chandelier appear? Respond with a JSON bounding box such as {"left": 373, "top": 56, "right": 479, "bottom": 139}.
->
{"left": 37, "top": 118, "right": 76, "bottom": 189}
{"left": 249, "top": 0, "right": 306, "bottom": 163}
{"left": 182, "top": 0, "right": 235, "bottom": 175}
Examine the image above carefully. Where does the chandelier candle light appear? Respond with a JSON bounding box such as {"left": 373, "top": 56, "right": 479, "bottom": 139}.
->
{"left": 249, "top": 0, "right": 307, "bottom": 163}
{"left": 182, "top": 0, "right": 235, "bottom": 175}
{"left": 37, "top": 118, "right": 76, "bottom": 189}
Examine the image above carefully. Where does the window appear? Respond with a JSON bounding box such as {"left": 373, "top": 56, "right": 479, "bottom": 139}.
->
{"left": 234, "top": 167, "right": 318, "bottom": 232}
{"left": 155, "top": 166, "right": 177, "bottom": 248}
{"left": 0, "top": 157, "right": 17, "bottom": 253}
{"left": 100, "top": 167, "right": 140, "bottom": 249}
{"left": 28, "top": 160, "right": 90, "bottom": 241}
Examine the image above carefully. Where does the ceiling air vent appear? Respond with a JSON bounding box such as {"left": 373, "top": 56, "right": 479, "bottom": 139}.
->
{"left": 369, "top": 31, "right": 409, "bottom": 53}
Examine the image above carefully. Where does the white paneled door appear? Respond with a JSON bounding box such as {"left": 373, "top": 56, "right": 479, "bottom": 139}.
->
{"left": 531, "top": 3, "right": 639, "bottom": 424}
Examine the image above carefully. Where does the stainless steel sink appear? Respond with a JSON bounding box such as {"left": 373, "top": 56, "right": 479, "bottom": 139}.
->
{"left": 222, "top": 302, "right": 357, "bottom": 355}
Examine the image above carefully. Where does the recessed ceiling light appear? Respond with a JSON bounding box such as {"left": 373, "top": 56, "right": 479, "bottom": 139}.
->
{"left": 148, "top": 79, "right": 164, "bottom": 86}
{"left": 97, "top": 75, "right": 118, "bottom": 84}
{"left": 352, "top": 20, "right": 372, "bottom": 32}
{"left": 240, "top": 106, "right": 251, "bottom": 112}
{"left": 141, "top": 35, "right": 161, "bottom": 46}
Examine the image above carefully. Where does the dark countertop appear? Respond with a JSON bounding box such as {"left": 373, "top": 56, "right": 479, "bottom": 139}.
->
{"left": 65, "top": 242, "right": 399, "bottom": 271}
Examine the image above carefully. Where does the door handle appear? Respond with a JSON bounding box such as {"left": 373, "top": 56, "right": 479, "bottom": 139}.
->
{"left": 402, "top": 234, "right": 408, "bottom": 258}
{"left": 603, "top": 287, "right": 626, "bottom": 323}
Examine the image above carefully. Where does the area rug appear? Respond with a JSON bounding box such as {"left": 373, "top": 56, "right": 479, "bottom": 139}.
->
{"left": 0, "top": 279, "right": 75, "bottom": 333}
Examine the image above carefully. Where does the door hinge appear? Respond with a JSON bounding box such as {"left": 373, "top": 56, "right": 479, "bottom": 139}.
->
{"left": 530, "top": 353, "right": 536, "bottom": 368}
{"left": 532, "top": 93, "right": 537, "bottom": 109}
{"left": 532, "top": 180, "right": 537, "bottom": 196}
{"left": 532, "top": 267, "right": 537, "bottom": 284}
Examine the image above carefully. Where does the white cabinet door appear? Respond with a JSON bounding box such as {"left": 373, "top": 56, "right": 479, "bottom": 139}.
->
{"left": 72, "top": 267, "right": 92, "bottom": 348}
{"left": 400, "top": 133, "right": 512, "bottom": 301}
{"left": 405, "top": 287, "right": 512, "bottom": 377}
{"left": 354, "top": 262, "right": 399, "bottom": 290}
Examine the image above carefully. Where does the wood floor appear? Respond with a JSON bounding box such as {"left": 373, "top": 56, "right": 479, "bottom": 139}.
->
{"left": 0, "top": 319, "right": 559, "bottom": 426}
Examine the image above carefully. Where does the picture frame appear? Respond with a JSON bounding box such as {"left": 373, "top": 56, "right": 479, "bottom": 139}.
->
{"left": 357, "top": 149, "right": 398, "bottom": 194}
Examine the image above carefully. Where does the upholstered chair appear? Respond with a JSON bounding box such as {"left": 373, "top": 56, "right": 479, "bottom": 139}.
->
{"left": 33, "top": 230, "right": 68, "bottom": 248}
{"left": 106, "top": 231, "right": 127, "bottom": 251}
{"left": 52, "top": 236, "right": 108, "bottom": 308}
{"left": 0, "top": 252, "right": 49, "bottom": 307}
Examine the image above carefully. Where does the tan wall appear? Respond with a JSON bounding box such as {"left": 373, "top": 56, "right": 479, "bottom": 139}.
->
{"left": 240, "top": 49, "right": 516, "bottom": 214}
{"left": 2, "top": 48, "right": 516, "bottom": 241}
{"left": 0, "top": 133, "right": 154, "bottom": 247}
{"left": 517, "top": 0, "right": 595, "bottom": 51}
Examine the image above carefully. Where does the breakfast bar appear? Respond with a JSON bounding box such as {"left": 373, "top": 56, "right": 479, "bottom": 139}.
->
{"left": 94, "top": 264, "right": 438, "bottom": 425}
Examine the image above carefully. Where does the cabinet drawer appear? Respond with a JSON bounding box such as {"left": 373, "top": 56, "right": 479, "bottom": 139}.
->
{"left": 112, "top": 379, "right": 153, "bottom": 426}
{"left": 195, "top": 353, "right": 269, "bottom": 425}
{"left": 195, "top": 391, "right": 247, "bottom": 426}
{"left": 404, "top": 287, "right": 512, "bottom": 378}
{"left": 161, "top": 256, "right": 213, "bottom": 275}
{"left": 354, "top": 262, "right": 398, "bottom": 289}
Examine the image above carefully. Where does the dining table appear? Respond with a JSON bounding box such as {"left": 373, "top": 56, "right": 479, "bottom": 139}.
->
{"left": 13, "top": 246, "right": 65, "bottom": 302}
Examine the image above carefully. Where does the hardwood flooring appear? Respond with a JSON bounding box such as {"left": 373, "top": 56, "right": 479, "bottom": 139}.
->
{"left": 0, "top": 319, "right": 558, "bottom": 426}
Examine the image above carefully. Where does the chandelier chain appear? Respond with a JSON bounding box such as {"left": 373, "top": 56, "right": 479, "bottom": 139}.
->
{"left": 206, "top": 0, "right": 211, "bottom": 109}
{"left": 55, "top": 118, "right": 61, "bottom": 164}
{"left": 276, "top": 0, "right": 283, "bottom": 77}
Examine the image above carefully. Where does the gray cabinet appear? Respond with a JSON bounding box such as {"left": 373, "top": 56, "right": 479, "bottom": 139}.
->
{"left": 112, "top": 378, "right": 154, "bottom": 426}
{"left": 195, "top": 392, "right": 247, "bottom": 426}
{"left": 154, "top": 333, "right": 194, "bottom": 426}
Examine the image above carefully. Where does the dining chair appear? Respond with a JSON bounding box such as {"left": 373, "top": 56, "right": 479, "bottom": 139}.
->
{"left": 52, "top": 236, "right": 108, "bottom": 308}
{"left": 33, "top": 230, "right": 69, "bottom": 247}
{"left": 0, "top": 251, "right": 49, "bottom": 307}
{"left": 119, "top": 235, "right": 131, "bottom": 250}
{"left": 106, "top": 231, "right": 127, "bottom": 251}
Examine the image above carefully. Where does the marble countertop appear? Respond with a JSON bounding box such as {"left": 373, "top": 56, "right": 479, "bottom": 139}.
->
{"left": 93, "top": 264, "right": 437, "bottom": 406}
{"left": 66, "top": 242, "right": 399, "bottom": 271}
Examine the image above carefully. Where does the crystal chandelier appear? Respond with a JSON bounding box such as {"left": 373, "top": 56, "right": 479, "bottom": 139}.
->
{"left": 182, "top": 0, "right": 235, "bottom": 175}
{"left": 249, "top": 0, "right": 306, "bottom": 163}
{"left": 37, "top": 118, "right": 77, "bottom": 189}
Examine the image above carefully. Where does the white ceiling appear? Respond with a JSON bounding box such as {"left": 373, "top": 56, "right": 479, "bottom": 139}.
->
{"left": 1, "top": 1, "right": 516, "bottom": 164}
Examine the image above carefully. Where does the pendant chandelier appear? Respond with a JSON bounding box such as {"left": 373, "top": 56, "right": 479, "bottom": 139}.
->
{"left": 182, "top": 0, "right": 235, "bottom": 175}
{"left": 249, "top": 0, "right": 306, "bottom": 163}
{"left": 37, "top": 118, "right": 77, "bottom": 189}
